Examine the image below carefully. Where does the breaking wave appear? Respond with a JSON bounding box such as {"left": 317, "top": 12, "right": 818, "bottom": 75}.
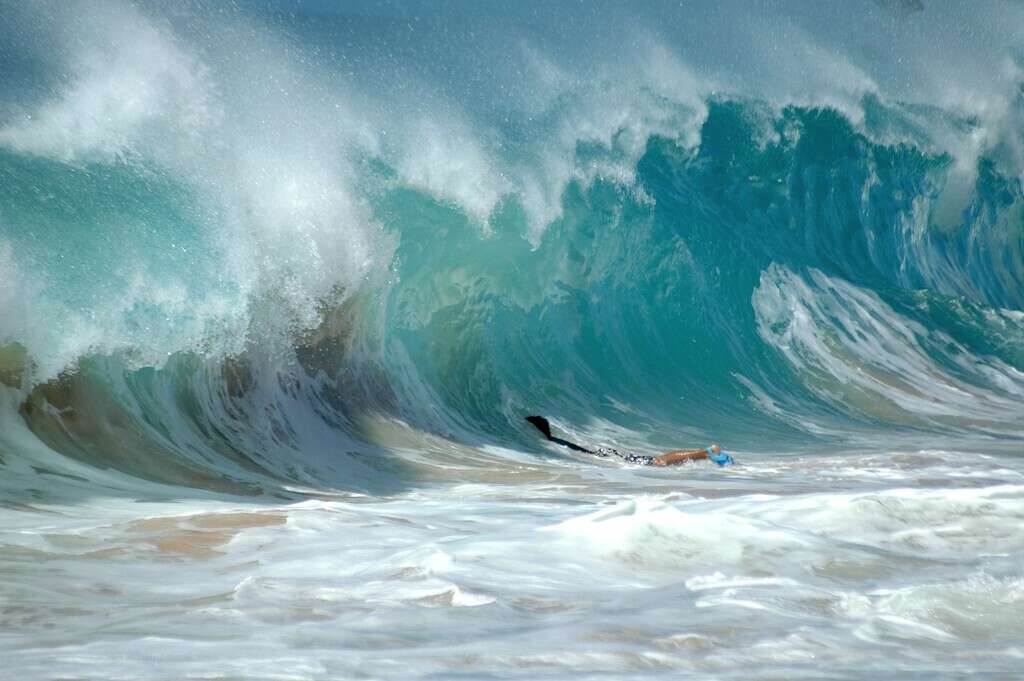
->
{"left": 1, "top": 0, "right": 1022, "bottom": 497}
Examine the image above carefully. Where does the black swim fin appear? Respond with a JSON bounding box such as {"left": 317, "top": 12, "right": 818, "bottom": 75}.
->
{"left": 525, "top": 415, "right": 552, "bottom": 439}
{"left": 525, "top": 415, "right": 593, "bottom": 453}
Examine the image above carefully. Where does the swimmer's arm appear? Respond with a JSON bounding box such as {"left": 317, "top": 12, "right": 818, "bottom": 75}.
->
{"left": 651, "top": 444, "right": 719, "bottom": 467}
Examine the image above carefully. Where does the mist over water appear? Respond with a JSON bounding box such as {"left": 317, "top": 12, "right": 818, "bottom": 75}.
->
{"left": 1, "top": 1, "right": 1022, "bottom": 678}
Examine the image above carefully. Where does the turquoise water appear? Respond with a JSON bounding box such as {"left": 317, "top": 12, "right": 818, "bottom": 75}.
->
{"left": 1, "top": 1, "right": 1023, "bottom": 678}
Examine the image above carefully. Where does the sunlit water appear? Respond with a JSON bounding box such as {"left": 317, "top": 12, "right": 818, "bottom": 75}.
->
{"left": 2, "top": 1, "right": 1023, "bottom": 678}
{"left": 3, "top": 434, "right": 1023, "bottom": 680}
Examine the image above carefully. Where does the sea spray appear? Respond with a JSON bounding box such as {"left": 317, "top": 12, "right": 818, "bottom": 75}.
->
{"left": 0, "top": 2, "right": 1022, "bottom": 678}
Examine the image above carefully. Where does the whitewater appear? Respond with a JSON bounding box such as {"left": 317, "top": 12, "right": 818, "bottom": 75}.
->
{"left": 1, "top": 1, "right": 1023, "bottom": 678}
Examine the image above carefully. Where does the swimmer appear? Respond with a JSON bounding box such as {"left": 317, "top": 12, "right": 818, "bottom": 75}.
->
{"left": 525, "top": 415, "right": 735, "bottom": 466}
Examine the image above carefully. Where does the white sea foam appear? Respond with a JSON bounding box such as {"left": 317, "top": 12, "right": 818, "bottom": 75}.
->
{"left": 2, "top": 457, "right": 1022, "bottom": 679}
{"left": 394, "top": 116, "right": 510, "bottom": 227}
{"left": 0, "top": 1, "right": 393, "bottom": 378}
{"left": 2, "top": 0, "right": 1022, "bottom": 382}
{"left": 1, "top": 5, "right": 1023, "bottom": 676}
{"left": 752, "top": 264, "right": 1024, "bottom": 433}
{"left": 0, "top": 1, "right": 218, "bottom": 164}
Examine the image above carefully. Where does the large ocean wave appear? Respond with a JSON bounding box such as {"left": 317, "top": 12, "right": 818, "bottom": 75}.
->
{"left": 1, "top": 0, "right": 1022, "bottom": 500}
